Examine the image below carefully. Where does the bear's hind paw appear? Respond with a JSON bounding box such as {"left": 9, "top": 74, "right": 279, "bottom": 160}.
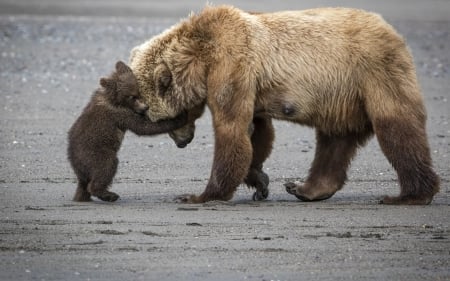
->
{"left": 174, "top": 194, "right": 203, "bottom": 204}
{"left": 284, "top": 182, "right": 333, "bottom": 202}
{"left": 252, "top": 188, "right": 269, "bottom": 201}
{"left": 380, "top": 195, "right": 433, "bottom": 205}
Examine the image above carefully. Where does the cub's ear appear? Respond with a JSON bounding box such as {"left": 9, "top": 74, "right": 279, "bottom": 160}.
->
{"left": 155, "top": 64, "right": 172, "bottom": 95}
{"left": 100, "top": 77, "right": 116, "bottom": 91}
{"left": 115, "top": 61, "right": 132, "bottom": 74}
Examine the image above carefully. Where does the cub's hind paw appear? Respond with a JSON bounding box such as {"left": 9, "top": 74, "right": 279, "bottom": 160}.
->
{"left": 97, "top": 191, "right": 120, "bottom": 202}
{"left": 73, "top": 190, "right": 92, "bottom": 202}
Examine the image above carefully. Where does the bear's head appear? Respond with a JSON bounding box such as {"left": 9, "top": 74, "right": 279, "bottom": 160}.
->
{"left": 129, "top": 26, "right": 209, "bottom": 146}
{"left": 100, "top": 61, "right": 149, "bottom": 115}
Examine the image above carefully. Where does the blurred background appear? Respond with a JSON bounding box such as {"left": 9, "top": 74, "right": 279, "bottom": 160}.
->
{"left": 1, "top": 0, "right": 449, "bottom": 21}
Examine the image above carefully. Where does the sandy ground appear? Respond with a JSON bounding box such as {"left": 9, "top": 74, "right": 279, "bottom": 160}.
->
{"left": 0, "top": 1, "right": 449, "bottom": 280}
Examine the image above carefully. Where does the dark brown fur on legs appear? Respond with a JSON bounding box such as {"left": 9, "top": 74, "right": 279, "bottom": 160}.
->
{"left": 73, "top": 179, "right": 91, "bottom": 202}
{"left": 244, "top": 116, "right": 274, "bottom": 200}
{"left": 86, "top": 158, "right": 119, "bottom": 202}
{"left": 285, "top": 130, "right": 371, "bottom": 201}
{"left": 68, "top": 61, "right": 187, "bottom": 202}
{"left": 374, "top": 118, "right": 440, "bottom": 205}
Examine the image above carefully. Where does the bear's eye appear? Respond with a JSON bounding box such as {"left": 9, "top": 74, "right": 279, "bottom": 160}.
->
{"left": 128, "top": 96, "right": 137, "bottom": 101}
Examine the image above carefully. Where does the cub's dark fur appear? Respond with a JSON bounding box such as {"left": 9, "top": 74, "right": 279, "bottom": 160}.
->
{"left": 68, "top": 61, "right": 186, "bottom": 202}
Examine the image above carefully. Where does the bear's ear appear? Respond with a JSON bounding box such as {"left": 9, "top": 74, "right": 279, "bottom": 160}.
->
{"left": 100, "top": 77, "right": 116, "bottom": 91}
{"left": 115, "top": 61, "right": 132, "bottom": 74}
{"left": 155, "top": 64, "right": 172, "bottom": 95}
{"left": 159, "top": 71, "right": 172, "bottom": 89}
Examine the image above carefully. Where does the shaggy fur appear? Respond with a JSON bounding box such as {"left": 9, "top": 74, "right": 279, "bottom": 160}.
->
{"left": 68, "top": 61, "right": 186, "bottom": 202}
{"left": 129, "top": 6, "right": 440, "bottom": 204}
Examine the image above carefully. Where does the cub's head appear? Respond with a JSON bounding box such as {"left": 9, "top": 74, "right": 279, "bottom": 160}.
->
{"left": 100, "top": 61, "right": 149, "bottom": 115}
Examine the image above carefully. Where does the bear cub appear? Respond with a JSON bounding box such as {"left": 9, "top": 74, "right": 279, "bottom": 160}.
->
{"left": 68, "top": 61, "right": 186, "bottom": 202}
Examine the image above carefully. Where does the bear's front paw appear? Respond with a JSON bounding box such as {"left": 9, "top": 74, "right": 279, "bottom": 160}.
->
{"left": 174, "top": 194, "right": 202, "bottom": 204}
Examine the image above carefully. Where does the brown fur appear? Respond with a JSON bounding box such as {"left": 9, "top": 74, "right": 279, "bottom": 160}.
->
{"left": 68, "top": 61, "right": 186, "bottom": 202}
{"left": 130, "top": 6, "right": 440, "bottom": 204}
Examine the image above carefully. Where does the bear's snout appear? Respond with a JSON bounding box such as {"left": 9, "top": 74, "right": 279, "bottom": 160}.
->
{"left": 169, "top": 128, "right": 194, "bottom": 148}
{"left": 174, "top": 135, "right": 193, "bottom": 148}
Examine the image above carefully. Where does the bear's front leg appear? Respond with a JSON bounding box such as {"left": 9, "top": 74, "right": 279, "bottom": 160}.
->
{"left": 175, "top": 64, "right": 256, "bottom": 203}
{"left": 177, "top": 123, "right": 253, "bottom": 203}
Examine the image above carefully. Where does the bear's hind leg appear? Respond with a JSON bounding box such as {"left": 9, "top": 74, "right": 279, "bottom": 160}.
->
{"left": 285, "top": 130, "right": 370, "bottom": 201}
{"left": 247, "top": 167, "right": 270, "bottom": 201}
{"left": 374, "top": 118, "right": 440, "bottom": 205}
{"left": 244, "top": 116, "right": 274, "bottom": 201}
{"left": 88, "top": 158, "right": 120, "bottom": 202}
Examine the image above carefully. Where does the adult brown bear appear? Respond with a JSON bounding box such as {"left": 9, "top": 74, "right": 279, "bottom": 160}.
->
{"left": 129, "top": 5, "right": 440, "bottom": 204}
